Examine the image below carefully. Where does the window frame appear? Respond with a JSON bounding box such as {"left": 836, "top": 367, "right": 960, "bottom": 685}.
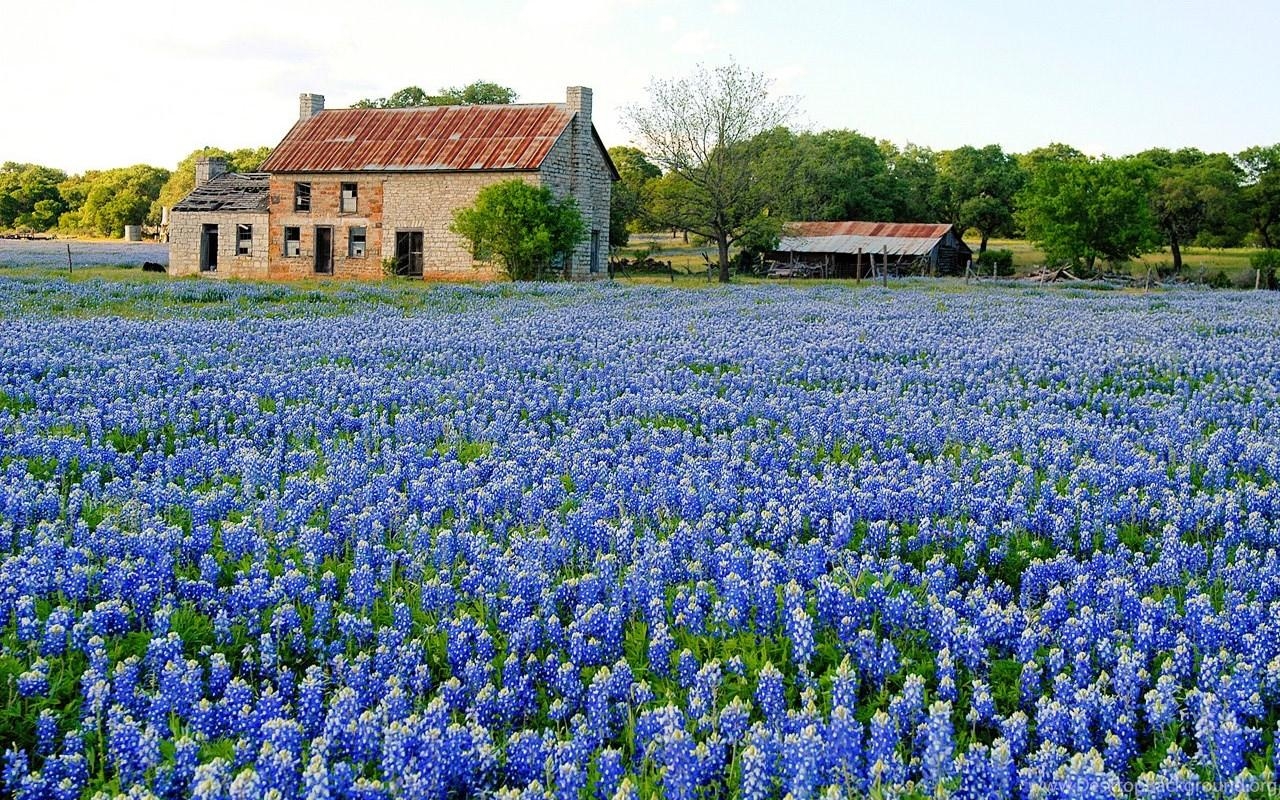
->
{"left": 283, "top": 226, "right": 301, "bottom": 257}
{"left": 340, "top": 182, "right": 358, "bottom": 214}
{"left": 293, "top": 182, "right": 311, "bottom": 212}
{"left": 348, "top": 225, "right": 367, "bottom": 258}
{"left": 236, "top": 223, "right": 253, "bottom": 256}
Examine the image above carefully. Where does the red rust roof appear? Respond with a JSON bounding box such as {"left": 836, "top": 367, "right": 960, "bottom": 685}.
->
{"left": 259, "top": 104, "right": 575, "bottom": 173}
{"left": 787, "top": 221, "right": 956, "bottom": 239}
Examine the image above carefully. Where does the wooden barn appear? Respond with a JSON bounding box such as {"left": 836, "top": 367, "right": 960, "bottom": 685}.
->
{"left": 767, "top": 221, "right": 973, "bottom": 278}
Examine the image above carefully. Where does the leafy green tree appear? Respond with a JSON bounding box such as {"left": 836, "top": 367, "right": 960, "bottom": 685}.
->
{"left": 1019, "top": 143, "right": 1087, "bottom": 177}
{"left": 607, "top": 146, "right": 661, "bottom": 246}
{"left": 0, "top": 163, "right": 68, "bottom": 231}
{"left": 886, "top": 143, "right": 943, "bottom": 222}
{"left": 754, "top": 128, "right": 898, "bottom": 223}
{"left": 154, "top": 146, "right": 272, "bottom": 220}
{"left": 937, "top": 144, "right": 1025, "bottom": 253}
{"left": 624, "top": 62, "right": 797, "bottom": 282}
{"left": 451, "top": 180, "right": 585, "bottom": 280}
{"left": 1017, "top": 155, "right": 1161, "bottom": 273}
{"left": 57, "top": 165, "right": 170, "bottom": 237}
{"left": 1237, "top": 144, "right": 1280, "bottom": 249}
{"left": 1138, "top": 148, "right": 1245, "bottom": 270}
{"left": 354, "top": 81, "right": 517, "bottom": 109}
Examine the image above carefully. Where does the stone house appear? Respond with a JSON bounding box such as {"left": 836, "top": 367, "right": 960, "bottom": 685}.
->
{"left": 169, "top": 87, "right": 616, "bottom": 280}
{"left": 168, "top": 163, "right": 269, "bottom": 277}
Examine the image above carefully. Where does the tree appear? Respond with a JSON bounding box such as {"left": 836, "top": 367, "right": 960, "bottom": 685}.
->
{"left": 354, "top": 81, "right": 517, "bottom": 109}
{"left": 624, "top": 62, "right": 797, "bottom": 282}
{"left": 451, "top": 180, "right": 585, "bottom": 280}
{"left": 754, "top": 128, "right": 899, "bottom": 223}
{"left": 936, "top": 144, "right": 1025, "bottom": 253}
{"left": 1017, "top": 156, "right": 1160, "bottom": 273}
{"left": 1138, "top": 148, "right": 1245, "bottom": 271}
{"left": 56, "top": 165, "right": 170, "bottom": 237}
{"left": 1237, "top": 144, "right": 1280, "bottom": 249}
{"left": 886, "top": 143, "right": 943, "bottom": 222}
{"left": 153, "top": 146, "right": 272, "bottom": 221}
{"left": 0, "top": 163, "right": 67, "bottom": 231}
{"left": 607, "top": 146, "right": 661, "bottom": 247}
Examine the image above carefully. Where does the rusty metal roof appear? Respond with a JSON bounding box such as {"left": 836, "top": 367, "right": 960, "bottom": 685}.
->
{"left": 171, "top": 172, "right": 269, "bottom": 213}
{"left": 777, "top": 221, "right": 969, "bottom": 257}
{"left": 259, "top": 104, "right": 576, "bottom": 173}
{"left": 788, "top": 221, "right": 956, "bottom": 239}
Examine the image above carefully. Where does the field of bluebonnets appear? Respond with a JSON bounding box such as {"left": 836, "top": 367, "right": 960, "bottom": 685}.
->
{"left": 2, "top": 274, "right": 1280, "bottom": 800}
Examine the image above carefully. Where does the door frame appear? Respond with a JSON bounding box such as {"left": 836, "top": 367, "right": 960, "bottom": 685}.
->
{"left": 200, "top": 224, "right": 218, "bottom": 272}
{"left": 314, "top": 225, "right": 333, "bottom": 274}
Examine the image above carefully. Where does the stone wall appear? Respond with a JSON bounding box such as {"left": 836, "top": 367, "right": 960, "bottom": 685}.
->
{"left": 169, "top": 211, "right": 269, "bottom": 278}
{"left": 267, "top": 175, "right": 385, "bottom": 280}
{"left": 380, "top": 172, "right": 537, "bottom": 279}
{"left": 539, "top": 139, "right": 611, "bottom": 280}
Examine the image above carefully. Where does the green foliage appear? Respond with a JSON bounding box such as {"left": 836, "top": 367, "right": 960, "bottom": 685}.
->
{"left": 1250, "top": 249, "right": 1280, "bottom": 289}
{"left": 975, "top": 248, "right": 1015, "bottom": 276}
{"left": 450, "top": 180, "right": 586, "bottom": 280}
{"left": 57, "top": 164, "right": 170, "bottom": 237}
{"left": 153, "top": 146, "right": 271, "bottom": 220}
{"left": 936, "top": 144, "right": 1025, "bottom": 251}
{"left": 0, "top": 162, "right": 68, "bottom": 231}
{"left": 754, "top": 127, "right": 901, "bottom": 223}
{"left": 1018, "top": 155, "right": 1161, "bottom": 272}
{"left": 354, "top": 81, "right": 517, "bottom": 108}
{"left": 608, "top": 146, "right": 661, "bottom": 247}
{"left": 1237, "top": 144, "right": 1280, "bottom": 249}
{"left": 1138, "top": 148, "right": 1247, "bottom": 269}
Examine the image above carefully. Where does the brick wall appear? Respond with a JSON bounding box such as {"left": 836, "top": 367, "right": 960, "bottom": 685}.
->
{"left": 267, "top": 175, "right": 385, "bottom": 279}
{"left": 169, "top": 211, "right": 269, "bottom": 278}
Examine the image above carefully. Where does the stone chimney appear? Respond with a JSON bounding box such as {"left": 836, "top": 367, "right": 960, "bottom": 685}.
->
{"left": 299, "top": 92, "right": 325, "bottom": 121}
{"left": 195, "top": 156, "right": 228, "bottom": 187}
{"left": 566, "top": 86, "right": 592, "bottom": 127}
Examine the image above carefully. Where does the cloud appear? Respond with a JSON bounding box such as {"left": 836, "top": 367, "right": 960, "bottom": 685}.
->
{"left": 713, "top": 0, "right": 741, "bottom": 14}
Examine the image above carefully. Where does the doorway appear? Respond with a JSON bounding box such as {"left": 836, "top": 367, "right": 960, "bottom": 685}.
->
{"left": 200, "top": 224, "right": 218, "bottom": 272}
{"left": 314, "top": 226, "right": 333, "bottom": 274}
{"left": 394, "top": 231, "right": 424, "bottom": 276}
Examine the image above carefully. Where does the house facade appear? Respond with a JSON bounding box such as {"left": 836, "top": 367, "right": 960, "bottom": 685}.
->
{"left": 170, "top": 87, "right": 616, "bottom": 281}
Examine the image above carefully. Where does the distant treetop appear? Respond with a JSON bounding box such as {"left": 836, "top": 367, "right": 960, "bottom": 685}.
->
{"left": 353, "top": 81, "right": 518, "bottom": 109}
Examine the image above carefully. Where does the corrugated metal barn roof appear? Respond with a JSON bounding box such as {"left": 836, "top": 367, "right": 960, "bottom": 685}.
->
{"left": 776, "top": 221, "right": 966, "bottom": 257}
{"left": 258, "top": 104, "right": 575, "bottom": 173}
{"left": 171, "top": 173, "right": 269, "bottom": 213}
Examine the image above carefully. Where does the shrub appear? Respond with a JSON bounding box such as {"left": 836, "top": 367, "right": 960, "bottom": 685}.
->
{"left": 451, "top": 181, "right": 586, "bottom": 281}
{"left": 1250, "top": 249, "right": 1280, "bottom": 290}
{"left": 976, "top": 248, "right": 1015, "bottom": 276}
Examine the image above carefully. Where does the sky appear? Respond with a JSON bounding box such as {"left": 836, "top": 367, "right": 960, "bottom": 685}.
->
{"left": 3, "top": 0, "right": 1278, "bottom": 174}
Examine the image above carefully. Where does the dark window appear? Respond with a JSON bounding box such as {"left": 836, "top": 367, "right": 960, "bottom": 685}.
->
{"left": 349, "top": 226, "right": 366, "bottom": 258}
{"left": 590, "top": 230, "right": 601, "bottom": 273}
{"left": 394, "top": 231, "right": 424, "bottom": 276}
{"left": 284, "top": 226, "right": 301, "bottom": 257}
{"left": 294, "top": 182, "right": 311, "bottom": 212}
{"left": 340, "top": 182, "right": 358, "bottom": 213}
{"left": 236, "top": 224, "right": 252, "bottom": 256}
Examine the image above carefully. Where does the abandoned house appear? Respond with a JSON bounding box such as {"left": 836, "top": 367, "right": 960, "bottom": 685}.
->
{"left": 768, "top": 221, "right": 974, "bottom": 278}
{"left": 169, "top": 87, "right": 616, "bottom": 280}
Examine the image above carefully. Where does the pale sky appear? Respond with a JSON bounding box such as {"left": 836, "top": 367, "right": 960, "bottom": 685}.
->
{"left": 3, "top": 0, "right": 1277, "bottom": 174}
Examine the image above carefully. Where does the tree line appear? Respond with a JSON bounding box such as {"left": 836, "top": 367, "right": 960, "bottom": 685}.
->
{"left": 611, "top": 129, "right": 1280, "bottom": 273}
{"left": 0, "top": 147, "right": 270, "bottom": 239}
{"left": 618, "top": 64, "right": 1280, "bottom": 284}
{"left": 6, "top": 72, "right": 1278, "bottom": 287}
